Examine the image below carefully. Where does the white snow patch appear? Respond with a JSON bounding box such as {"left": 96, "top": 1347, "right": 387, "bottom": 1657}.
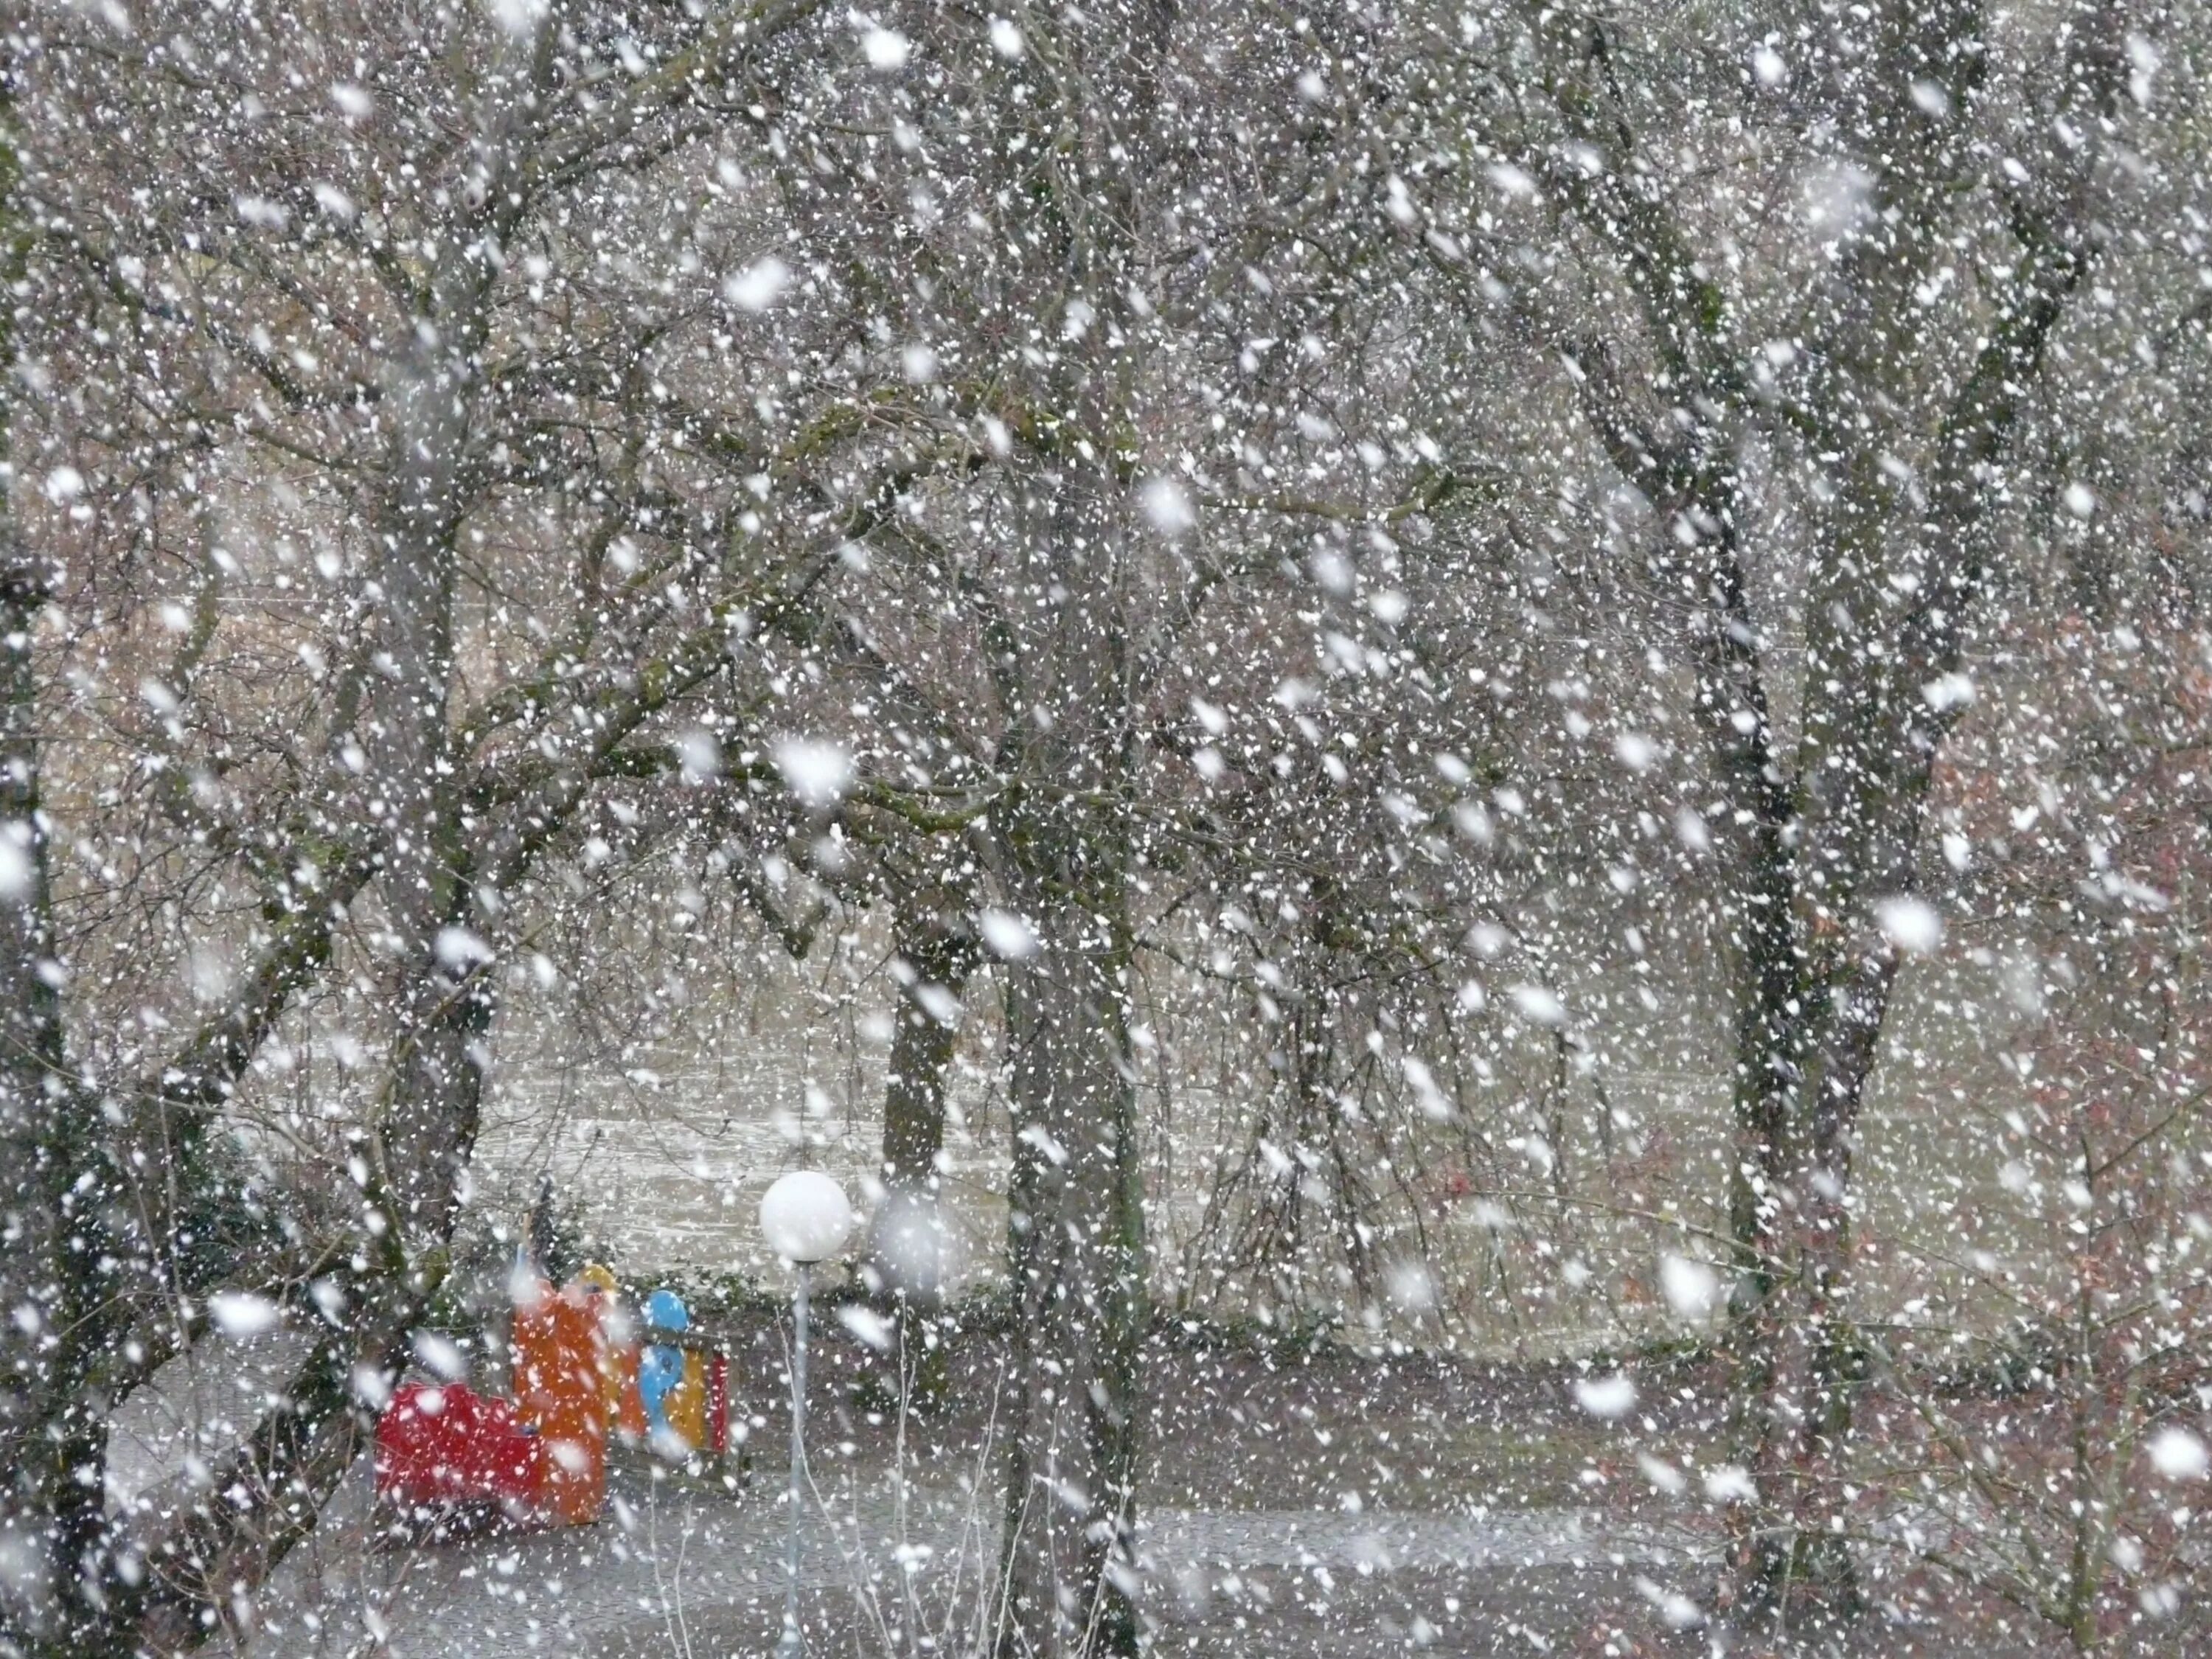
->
{"left": 486, "top": 0, "right": 549, "bottom": 37}
{"left": 1703, "top": 1464, "right": 1756, "bottom": 1502}
{"left": 869, "top": 1192, "right": 964, "bottom": 1301}
{"left": 509, "top": 1256, "right": 548, "bottom": 1312}
{"left": 1486, "top": 161, "right": 1537, "bottom": 200}
{"left": 1573, "top": 1372, "right": 1636, "bottom": 1420}
{"left": 434, "top": 926, "right": 495, "bottom": 972}
{"left": 1802, "top": 160, "right": 1876, "bottom": 238}
{"left": 412, "top": 1331, "right": 468, "bottom": 1382}
{"left": 1909, "top": 80, "right": 1952, "bottom": 119}
{"left": 549, "top": 1436, "right": 592, "bottom": 1472}
{"left": 988, "top": 17, "right": 1025, "bottom": 58}
{"left": 1660, "top": 1253, "right": 1722, "bottom": 1324}
{"left": 1139, "top": 476, "right": 1196, "bottom": 538}
{"left": 1751, "top": 45, "right": 1788, "bottom": 86}
{"left": 838, "top": 1304, "right": 894, "bottom": 1351}
{"left": 1509, "top": 984, "right": 1567, "bottom": 1027}
{"left": 774, "top": 738, "right": 854, "bottom": 809}
{"left": 0, "top": 825, "right": 32, "bottom": 899}
{"left": 723, "top": 257, "right": 792, "bottom": 313}
{"left": 1384, "top": 1258, "right": 1438, "bottom": 1314}
{"left": 861, "top": 27, "right": 911, "bottom": 70}
{"left": 0, "top": 1529, "right": 46, "bottom": 1604}
{"left": 1637, "top": 1453, "right": 1687, "bottom": 1495}
{"left": 1921, "top": 671, "right": 1975, "bottom": 712}
{"left": 233, "top": 195, "right": 287, "bottom": 230}
{"left": 2149, "top": 1427, "right": 2209, "bottom": 1481}
{"left": 2127, "top": 33, "right": 2162, "bottom": 104}
{"left": 912, "top": 982, "right": 961, "bottom": 1028}
{"left": 1402, "top": 1056, "right": 1454, "bottom": 1121}
{"left": 187, "top": 945, "right": 233, "bottom": 1006}
{"left": 978, "top": 908, "right": 1040, "bottom": 960}
{"left": 1635, "top": 1577, "right": 1705, "bottom": 1629}
{"left": 1016, "top": 1124, "right": 1068, "bottom": 1166}
{"left": 675, "top": 727, "right": 721, "bottom": 783}
{"left": 1874, "top": 894, "right": 1942, "bottom": 956}
{"left": 209, "top": 1292, "right": 281, "bottom": 1338}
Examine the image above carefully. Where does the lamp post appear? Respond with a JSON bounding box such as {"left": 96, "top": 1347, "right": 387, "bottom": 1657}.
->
{"left": 759, "top": 1170, "right": 855, "bottom": 1658}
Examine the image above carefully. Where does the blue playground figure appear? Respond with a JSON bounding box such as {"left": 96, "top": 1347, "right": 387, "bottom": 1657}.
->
{"left": 637, "top": 1288, "right": 700, "bottom": 1453}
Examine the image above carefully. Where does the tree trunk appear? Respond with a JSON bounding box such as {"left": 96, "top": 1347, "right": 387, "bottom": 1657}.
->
{"left": 122, "top": 29, "right": 550, "bottom": 1641}
{"left": 0, "top": 456, "right": 104, "bottom": 1659}
{"left": 1728, "top": 951, "right": 1898, "bottom": 1618}
{"left": 985, "top": 459, "right": 1147, "bottom": 1656}
{"left": 1527, "top": 8, "right": 2122, "bottom": 1621}
{"left": 883, "top": 905, "right": 976, "bottom": 1194}
{"left": 0, "top": 89, "right": 113, "bottom": 1655}
{"left": 874, "top": 897, "right": 977, "bottom": 1407}
{"left": 993, "top": 824, "right": 1145, "bottom": 1658}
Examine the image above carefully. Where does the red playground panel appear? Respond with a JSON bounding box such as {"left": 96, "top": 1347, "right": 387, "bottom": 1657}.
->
{"left": 708, "top": 1352, "right": 729, "bottom": 1455}
{"left": 375, "top": 1382, "right": 547, "bottom": 1514}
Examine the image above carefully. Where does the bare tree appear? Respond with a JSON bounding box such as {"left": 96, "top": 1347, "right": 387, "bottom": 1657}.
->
{"left": 1431, "top": 0, "right": 2155, "bottom": 1618}
{"left": 4, "top": 3, "right": 834, "bottom": 1645}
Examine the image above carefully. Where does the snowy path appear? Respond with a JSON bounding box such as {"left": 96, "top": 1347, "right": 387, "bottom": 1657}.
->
{"left": 258, "top": 1485, "right": 1708, "bottom": 1658}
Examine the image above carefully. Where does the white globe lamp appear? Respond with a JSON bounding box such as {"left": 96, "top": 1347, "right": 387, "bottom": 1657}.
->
{"left": 759, "top": 1169, "right": 853, "bottom": 1657}
{"left": 759, "top": 1169, "right": 856, "bottom": 1264}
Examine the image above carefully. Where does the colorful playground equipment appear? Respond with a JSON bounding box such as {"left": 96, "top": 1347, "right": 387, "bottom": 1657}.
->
{"left": 375, "top": 1262, "right": 731, "bottom": 1527}
{"left": 636, "top": 1287, "right": 703, "bottom": 1452}
{"left": 511, "top": 1270, "right": 615, "bottom": 1523}
{"left": 372, "top": 1381, "right": 544, "bottom": 1519}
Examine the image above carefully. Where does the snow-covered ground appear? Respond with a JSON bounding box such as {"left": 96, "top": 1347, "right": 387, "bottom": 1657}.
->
{"left": 246, "top": 1469, "right": 1705, "bottom": 1658}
